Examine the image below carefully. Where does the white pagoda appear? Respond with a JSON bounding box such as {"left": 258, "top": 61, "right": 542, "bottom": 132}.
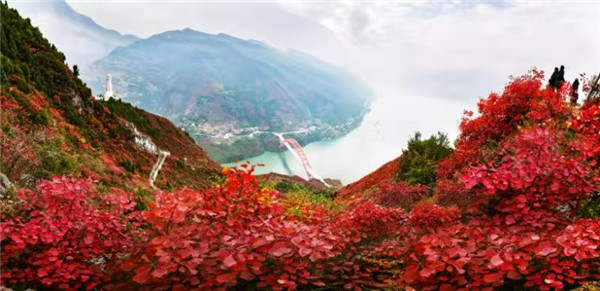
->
{"left": 102, "top": 73, "right": 115, "bottom": 99}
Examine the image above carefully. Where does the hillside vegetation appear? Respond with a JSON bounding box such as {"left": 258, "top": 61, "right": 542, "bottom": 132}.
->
{"left": 0, "top": 2, "right": 220, "bottom": 193}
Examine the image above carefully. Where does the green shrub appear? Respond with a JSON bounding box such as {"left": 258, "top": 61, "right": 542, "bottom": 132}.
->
{"left": 577, "top": 192, "right": 600, "bottom": 218}
{"left": 272, "top": 181, "right": 341, "bottom": 214}
{"left": 119, "top": 158, "right": 137, "bottom": 173}
{"left": 396, "top": 132, "right": 453, "bottom": 186}
{"left": 29, "top": 109, "right": 50, "bottom": 126}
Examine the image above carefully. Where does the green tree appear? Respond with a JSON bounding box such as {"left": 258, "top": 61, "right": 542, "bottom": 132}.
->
{"left": 72, "top": 64, "right": 79, "bottom": 77}
{"left": 396, "top": 132, "right": 453, "bottom": 186}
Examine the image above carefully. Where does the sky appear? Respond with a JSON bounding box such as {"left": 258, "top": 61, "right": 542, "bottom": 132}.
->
{"left": 61, "top": 0, "right": 600, "bottom": 115}
{"left": 9, "top": 0, "right": 600, "bottom": 182}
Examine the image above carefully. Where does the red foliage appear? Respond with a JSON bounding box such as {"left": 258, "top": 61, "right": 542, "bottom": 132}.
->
{"left": 336, "top": 202, "right": 408, "bottom": 242}
{"left": 572, "top": 103, "right": 600, "bottom": 155}
{"left": 435, "top": 178, "right": 475, "bottom": 207}
{"left": 336, "top": 156, "right": 402, "bottom": 205}
{"left": 376, "top": 181, "right": 428, "bottom": 209}
{"left": 3, "top": 70, "right": 600, "bottom": 290}
{"left": 398, "top": 70, "right": 600, "bottom": 290}
{"left": 0, "top": 128, "right": 40, "bottom": 181}
{"left": 463, "top": 127, "right": 599, "bottom": 209}
{"left": 438, "top": 70, "right": 574, "bottom": 179}
{"left": 123, "top": 166, "right": 350, "bottom": 290}
{"left": 408, "top": 202, "right": 460, "bottom": 228}
{"left": 1, "top": 177, "right": 136, "bottom": 289}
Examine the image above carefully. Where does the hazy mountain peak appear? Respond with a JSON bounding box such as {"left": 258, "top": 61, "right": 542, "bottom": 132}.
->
{"left": 87, "top": 29, "right": 372, "bottom": 163}
{"left": 9, "top": 0, "right": 139, "bottom": 67}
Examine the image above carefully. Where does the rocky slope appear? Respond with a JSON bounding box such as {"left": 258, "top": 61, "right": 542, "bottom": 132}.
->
{"left": 86, "top": 28, "right": 372, "bottom": 162}
{"left": 0, "top": 3, "right": 220, "bottom": 193}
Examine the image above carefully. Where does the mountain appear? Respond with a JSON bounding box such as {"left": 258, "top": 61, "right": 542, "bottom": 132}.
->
{"left": 7, "top": 0, "right": 138, "bottom": 68}
{"left": 86, "top": 29, "right": 372, "bottom": 162}
{"left": 0, "top": 3, "right": 219, "bottom": 193}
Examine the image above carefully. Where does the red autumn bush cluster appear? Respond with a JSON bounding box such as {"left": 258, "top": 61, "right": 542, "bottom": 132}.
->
{"left": 438, "top": 70, "right": 573, "bottom": 180}
{"left": 375, "top": 182, "right": 428, "bottom": 209}
{"left": 121, "top": 166, "right": 350, "bottom": 290}
{"left": 435, "top": 178, "right": 475, "bottom": 207}
{"left": 1, "top": 176, "right": 136, "bottom": 289}
{"left": 408, "top": 201, "right": 460, "bottom": 228}
{"left": 397, "top": 70, "right": 600, "bottom": 290}
{"left": 2, "top": 70, "right": 599, "bottom": 290}
{"left": 117, "top": 167, "right": 410, "bottom": 290}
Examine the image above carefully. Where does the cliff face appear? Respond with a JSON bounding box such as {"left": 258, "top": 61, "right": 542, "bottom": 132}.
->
{"left": 0, "top": 3, "right": 220, "bottom": 192}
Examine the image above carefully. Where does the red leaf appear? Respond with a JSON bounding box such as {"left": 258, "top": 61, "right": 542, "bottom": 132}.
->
{"left": 537, "top": 246, "right": 558, "bottom": 256}
{"left": 216, "top": 273, "right": 237, "bottom": 284}
{"left": 490, "top": 254, "right": 504, "bottom": 268}
{"left": 269, "top": 242, "right": 292, "bottom": 257}
{"left": 483, "top": 272, "right": 503, "bottom": 283}
{"left": 223, "top": 254, "right": 237, "bottom": 268}
{"left": 151, "top": 267, "right": 169, "bottom": 279}
{"left": 133, "top": 266, "right": 152, "bottom": 284}
{"left": 419, "top": 267, "right": 435, "bottom": 278}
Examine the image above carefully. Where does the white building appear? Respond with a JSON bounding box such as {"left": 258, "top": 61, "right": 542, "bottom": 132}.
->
{"left": 102, "top": 73, "right": 115, "bottom": 100}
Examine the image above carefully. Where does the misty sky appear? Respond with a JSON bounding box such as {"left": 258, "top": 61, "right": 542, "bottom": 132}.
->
{"left": 65, "top": 0, "right": 600, "bottom": 99}
{"left": 9, "top": 0, "right": 600, "bottom": 182}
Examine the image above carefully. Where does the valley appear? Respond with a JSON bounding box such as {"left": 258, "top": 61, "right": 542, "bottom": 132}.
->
{"left": 84, "top": 28, "right": 372, "bottom": 162}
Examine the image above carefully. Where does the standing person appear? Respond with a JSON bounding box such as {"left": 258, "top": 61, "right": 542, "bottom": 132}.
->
{"left": 549, "top": 67, "right": 559, "bottom": 90}
{"left": 571, "top": 78, "right": 579, "bottom": 104}
{"left": 557, "top": 65, "right": 566, "bottom": 89}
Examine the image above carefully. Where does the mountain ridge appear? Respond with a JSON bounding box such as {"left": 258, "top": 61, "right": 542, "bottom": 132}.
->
{"left": 8, "top": 0, "right": 139, "bottom": 67}
{"left": 87, "top": 27, "right": 372, "bottom": 163}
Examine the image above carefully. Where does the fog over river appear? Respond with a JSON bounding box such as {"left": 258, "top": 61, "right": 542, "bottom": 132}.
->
{"left": 224, "top": 85, "right": 469, "bottom": 185}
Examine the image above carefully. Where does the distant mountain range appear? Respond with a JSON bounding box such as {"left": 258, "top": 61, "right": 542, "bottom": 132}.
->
{"left": 10, "top": 1, "right": 372, "bottom": 163}
{"left": 8, "top": 0, "right": 139, "bottom": 68}
{"left": 87, "top": 29, "right": 372, "bottom": 162}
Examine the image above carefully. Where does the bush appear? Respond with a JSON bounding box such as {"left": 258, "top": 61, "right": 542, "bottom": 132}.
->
{"left": 396, "top": 132, "right": 452, "bottom": 185}
{"left": 577, "top": 192, "right": 600, "bottom": 218}
{"left": 2, "top": 69, "right": 600, "bottom": 290}
{"left": 119, "top": 158, "right": 137, "bottom": 173}
{"left": 376, "top": 181, "right": 428, "bottom": 210}
{"left": 0, "top": 177, "right": 136, "bottom": 289}
{"left": 28, "top": 109, "right": 50, "bottom": 126}
{"left": 123, "top": 166, "right": 352, "bottom": 289}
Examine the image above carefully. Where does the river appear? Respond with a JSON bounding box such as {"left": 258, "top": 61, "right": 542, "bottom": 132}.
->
{"left": 223, "top": 92, "right": 468, "bottom": 185}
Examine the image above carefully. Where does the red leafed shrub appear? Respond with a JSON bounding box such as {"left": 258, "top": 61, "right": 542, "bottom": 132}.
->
{"left": 463, "top": 127, "right": 599, "bottom": 209}
{"left": 408, "top": 202, "right": 460, "bottom": 229}
{"left": 438, "top": 69, "right": 574, "bottom": 179}
{"left": 398, "top": 70, "right": 600, "bottom": 290}
{"left": 435, "top": 178, "right": 475, "bottom": 207}
{"left": 336, "top": 202, "right": 408, "bottom": 243}
{"left": 572, "top": 103, "right": 600, "bottom": 154}
{"left": 124, "top": 166, "right": 351, "bottom": 290}
{"left": 400, "top": 216, "right": 600, "bottom": 290}
{"left": 0, "top": 176, "right": 136, "bottom": 289}
{"left": 376, "top": 181, "right": 428, "bottom": 209}
{"left": 0, "top": 127, "right": 40, "bottom": 182}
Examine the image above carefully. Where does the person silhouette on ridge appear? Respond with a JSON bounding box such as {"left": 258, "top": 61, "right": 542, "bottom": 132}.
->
{"left": 557, "top": 65, "right": 566, "bottom": 89}
{"left": 549, "top": 67, "right": 559, "bottom": 90}
{"left": 571, "top": 78, "right": 579, "bottom": 104}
